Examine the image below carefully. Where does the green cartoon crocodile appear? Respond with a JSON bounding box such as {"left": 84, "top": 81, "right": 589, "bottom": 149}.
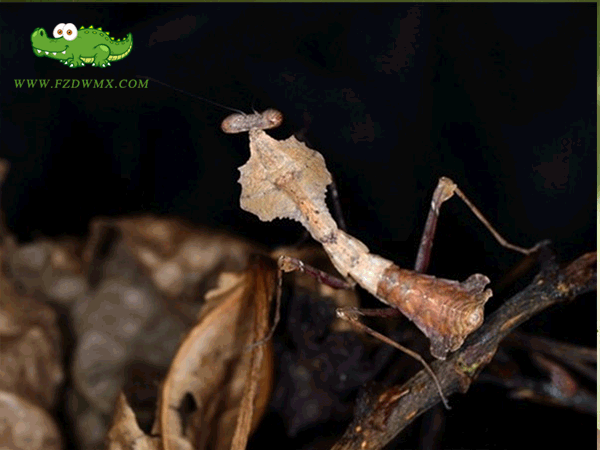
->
{"left": 31, "top": 23, "right": 132, "bottom": 68}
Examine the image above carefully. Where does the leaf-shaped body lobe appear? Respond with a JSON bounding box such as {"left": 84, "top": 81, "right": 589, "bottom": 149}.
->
{"left": 376, "top": 265, "right": 492, "bottom": 360}
{"left": 238, "top": 130, "right": 336, "bottom": 243}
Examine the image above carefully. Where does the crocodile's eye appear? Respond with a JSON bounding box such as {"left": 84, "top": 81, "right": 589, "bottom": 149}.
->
{"left": 53, "top": 23, "right": 66, "bottom": 38}
{"left": 63, "top": 23, "right": 78, "bottom": 41}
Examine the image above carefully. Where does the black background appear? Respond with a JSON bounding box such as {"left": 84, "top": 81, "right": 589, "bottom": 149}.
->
{"left": 1, "top": 3, "right": 596, "bottom": 449}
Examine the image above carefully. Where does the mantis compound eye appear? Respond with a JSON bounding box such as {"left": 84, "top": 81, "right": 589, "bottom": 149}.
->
{"left": 261, "top": 109, "right": 284, "bottom": 129}
{"left": 467, "top": 310, "right": 482, "bottom": 327}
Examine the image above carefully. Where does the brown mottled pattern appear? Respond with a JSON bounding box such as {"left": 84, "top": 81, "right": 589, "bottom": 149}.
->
{"left": 376, "top": 265, "right": 492, "bottom": 360}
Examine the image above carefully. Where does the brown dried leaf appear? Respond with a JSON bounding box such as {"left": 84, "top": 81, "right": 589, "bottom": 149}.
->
{"left": 0, "top": 390, "right": 62, "bottom": 450}
{"left": 3, "top": 237, "right": 87, "bottom": 306}
{"left": 158, "top": 255, "right": 276, "bottom": 450}
{"left": 0, "top": 248, "right": 64, "bottom": 408}
{"left": 84, "top": 215, "right": 260, "bottom": 300}
{"left": 106, "top": 392, "right": 161, "bottom": 450}
{"left": 0, "top": 159, "right": 9, "bottom": 240}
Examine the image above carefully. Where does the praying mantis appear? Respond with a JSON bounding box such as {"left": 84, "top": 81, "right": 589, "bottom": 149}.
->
{"left": 222, "top": 109, "right": 541, "bottom": 409}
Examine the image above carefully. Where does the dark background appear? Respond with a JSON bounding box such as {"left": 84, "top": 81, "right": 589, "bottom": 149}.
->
{"left": 1, "top": 3, "right": 596, "bottom": 449}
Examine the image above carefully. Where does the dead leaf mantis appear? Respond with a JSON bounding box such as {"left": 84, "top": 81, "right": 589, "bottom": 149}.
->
{"left": 223, "top": 109, "right": 541, "bottom": 410}
{"left": 137, "top": 77, "right": 540, "bottom": 408}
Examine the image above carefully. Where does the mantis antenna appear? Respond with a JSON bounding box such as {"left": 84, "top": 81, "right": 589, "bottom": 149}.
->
{"left": 137, "top": 75, "right": 246, "bottom": 115}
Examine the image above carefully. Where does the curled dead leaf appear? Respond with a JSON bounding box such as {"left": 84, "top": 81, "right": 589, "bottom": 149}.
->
{"left": 158, "top": 255, "right": 276, "bottom": 450}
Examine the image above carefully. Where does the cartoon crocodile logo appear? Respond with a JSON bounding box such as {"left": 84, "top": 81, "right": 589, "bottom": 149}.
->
{"left": 31, "top": 23, "right": 132, "bottom": 68}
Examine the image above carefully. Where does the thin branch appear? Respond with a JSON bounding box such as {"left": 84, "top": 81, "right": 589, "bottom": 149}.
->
{"left": 502, "top": 331, "right": 596, "bottom": 382}
{"left": 478, "top": 360, "right": 596, "bottom": 415}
